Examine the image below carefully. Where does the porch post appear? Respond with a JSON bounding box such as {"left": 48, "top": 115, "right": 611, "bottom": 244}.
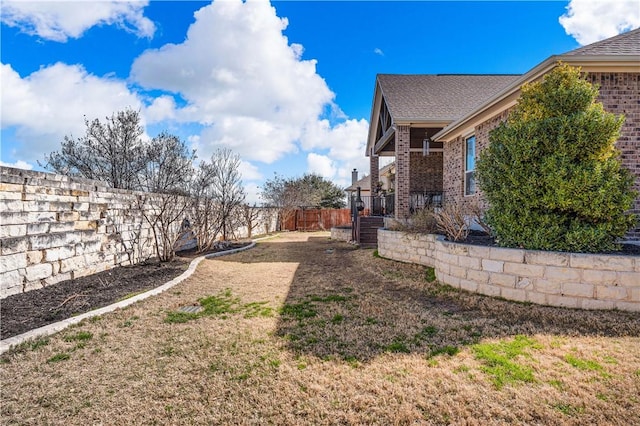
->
{"left": 369, "top": 150, "right": 379, "bottom": 197}
{"left": 395, "top": 125, "right": 411, "bottom": 219}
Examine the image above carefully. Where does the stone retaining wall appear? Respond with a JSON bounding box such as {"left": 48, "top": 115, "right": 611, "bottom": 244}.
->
{"left": 0, "top": 167, "right": 275, "bottom": 299}
{"left": 330, "top": 226, "right": 352, "bottom": 242}
{"left": 378, "top": 229, "right": 640, "bottom": 312}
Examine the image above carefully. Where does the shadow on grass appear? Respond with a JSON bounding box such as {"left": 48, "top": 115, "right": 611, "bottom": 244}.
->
{"left": 216, "top": 234, "right": 640, "bottom": 364}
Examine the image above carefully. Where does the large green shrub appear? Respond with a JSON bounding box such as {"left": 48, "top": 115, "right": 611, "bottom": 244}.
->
{"left": 476, "top": 63, "right": 636, "bottom": 252}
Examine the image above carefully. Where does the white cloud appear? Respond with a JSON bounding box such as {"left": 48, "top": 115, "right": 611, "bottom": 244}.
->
{"left": 1, "top": 62, "right": 143, "bottom": 163}
{"left": 145, "top": 95, "right": 177, "bottom": 123}
{"left": 307, "top": 153, "right": 336, "bottom": 178}
{"left": 130, "top": 0, "right": 334, "bottom": 164}
{"left": 0, "top": 160, "right": 34, "bottom": 170}
{"left": 244, "top": 182, "right": 262, "bottom": 205}
{"left": 238, "top": 160, "right": 263, "bottom": 182}
{"left": 1, "top": 0, "right": 155, "bottom": 42}
{"left": 374, "top": 47, "right": 384, "bottom": 56}
{"left": 300, "top": 118, "right": 371, "bottom": 185}
{"left": 559, "top": 0, "right": 640, "bottom": 45}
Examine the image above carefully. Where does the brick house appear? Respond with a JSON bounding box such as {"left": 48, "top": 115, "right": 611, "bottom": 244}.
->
{"left": 365, "top": 28, "right": 640, "bottom": 241}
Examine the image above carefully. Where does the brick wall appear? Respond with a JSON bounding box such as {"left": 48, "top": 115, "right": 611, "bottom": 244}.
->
{"left": 409, "top": 152, "right": 443, "bottom": 193}
{"left": 369, "top": 154, "right": 379, "bottom": 194}
{"left": 443, "top": 135, "right": 464, "bottom": 207}
{"left": 587, "top": 72, "right": 640, "bottom": 239}
{"left": 395, "top": 125, "right": 411, "bottom": 218}
{"left": 378, "top": 229, "right": 640, "bottom": 312}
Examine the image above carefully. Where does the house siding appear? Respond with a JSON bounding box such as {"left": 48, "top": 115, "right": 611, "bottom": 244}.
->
{"left": 409, "top": 152, "right": 443, "bottom": 193}
{"left": 587, "top": 72, "right": 640, "bottom": 240}
{"left": 443, "top": 135, "right": 464, "bottom": 208}
{"left": 443, "top": 71, "right": 640, "bottom": 241}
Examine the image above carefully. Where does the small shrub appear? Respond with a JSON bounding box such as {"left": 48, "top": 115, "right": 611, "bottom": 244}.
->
{"left": 432, "top": 203, "right": 470, "bottom": 242}
{"left": 409, "top": 208, "right": 439, "bottom": 234}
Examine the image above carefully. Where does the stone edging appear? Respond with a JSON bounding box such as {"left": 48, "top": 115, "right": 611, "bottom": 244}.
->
{"left": 0, "top": 239, "right": 269, "bottom": 355}
{"left": 377, "top": 229, "right": 640, "bottom": 312}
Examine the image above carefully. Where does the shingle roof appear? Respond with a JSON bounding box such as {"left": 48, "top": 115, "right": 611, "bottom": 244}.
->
{"left": 377, "top": 74, "right": 521, "bottom": 122}
{"left": 345, "top": 162, "right": 394, "bottom": 192}
{"left": 564, "top": 27, "right": 640, "bottom": 56}
{"left": 345, "top": 174, "right": 371, "bottom": 192}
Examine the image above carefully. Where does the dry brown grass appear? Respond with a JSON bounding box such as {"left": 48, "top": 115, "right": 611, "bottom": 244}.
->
{"left": 1, "top": 232, "right": 639, "bottom": 425}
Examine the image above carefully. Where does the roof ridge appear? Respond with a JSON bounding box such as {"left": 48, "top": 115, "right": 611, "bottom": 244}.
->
{"left": 564, "top": 27, "right": 640, "bottom": 55}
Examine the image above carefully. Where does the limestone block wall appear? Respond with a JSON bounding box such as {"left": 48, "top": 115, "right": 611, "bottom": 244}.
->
{"left": 0, "top": 167, "right": 277, "bottom": 299}
{"left": 0, "top": 168, "right": 163, "bottom": 298}
{"left": 378, "top": 230, "right": 437, "bottom": 267}
{"left": 330, "top": 226, "right": 352, "bottom": 242}
{"left": 378, "top": 229, "right": 640, "bottom": 312}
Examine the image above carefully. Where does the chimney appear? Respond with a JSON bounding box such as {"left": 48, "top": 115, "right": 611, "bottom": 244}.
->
{"left": 351, "top": 168, "right": 358, "bottom": 185}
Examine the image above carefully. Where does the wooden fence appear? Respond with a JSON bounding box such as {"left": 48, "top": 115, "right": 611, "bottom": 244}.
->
{"left": 282, "top": 208, "right": 352, "bottom": 231}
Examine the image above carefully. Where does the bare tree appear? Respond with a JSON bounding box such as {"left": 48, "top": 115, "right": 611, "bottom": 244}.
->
{"left": 240, "top": 203, "right": 262, "bottom": 239}
{"left": 190, "top": 148, "right": 246, "bottom": 251}
{"left": 212, "top": 148, "right": 246, "bottom": 240}
{"left": 139, "top": 192, "right": 190, "bottom": 262}
{"left": 260, "top": 173, "right": 302, "bottom": 230}
{"left": 139, "top": 132, "right": 196, "bottom": 193}
{"left": 42, "top": 108, "right": 146, "bottom": 190}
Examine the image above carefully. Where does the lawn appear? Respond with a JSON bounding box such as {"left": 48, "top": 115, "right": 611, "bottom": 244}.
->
{"left": 1, "top": 232, "right": 639, "bottom": 425}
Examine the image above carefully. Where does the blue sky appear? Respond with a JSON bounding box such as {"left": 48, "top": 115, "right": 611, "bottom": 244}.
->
{"left": 1, "top": 0, "right": 639, "bottom": 203}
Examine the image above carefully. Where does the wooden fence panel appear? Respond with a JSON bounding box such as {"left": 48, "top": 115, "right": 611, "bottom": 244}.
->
{"left": 282, "top": 209, "right": 351, "bottom": 231}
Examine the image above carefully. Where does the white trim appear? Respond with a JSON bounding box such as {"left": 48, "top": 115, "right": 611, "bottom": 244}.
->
{"left": 464, "top": 135, "right": 476, "bottom": 196}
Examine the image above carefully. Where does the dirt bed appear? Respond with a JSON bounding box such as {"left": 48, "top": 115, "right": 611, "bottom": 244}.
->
{"left": 1, "top": 232, "right": 639, "bottom": 425}
{"left": 0, "top": 242, "right": 250, "bottom": 339}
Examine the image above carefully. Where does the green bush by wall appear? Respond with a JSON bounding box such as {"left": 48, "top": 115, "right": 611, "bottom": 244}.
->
{"left": 476, "top": 63, "right": 637, "bottom": 252}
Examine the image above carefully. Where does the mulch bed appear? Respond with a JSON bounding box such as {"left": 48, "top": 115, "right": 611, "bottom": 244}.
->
{"left": 0, "top": 242, "right": 251, "bottom": 340}
{"left": 458, "top": 230, "right": 640, "bottom": 255}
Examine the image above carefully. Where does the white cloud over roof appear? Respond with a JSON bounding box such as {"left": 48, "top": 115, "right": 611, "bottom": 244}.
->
{"left": 559, "top": 0, "right": 640, "bottom": 45}
{"left": 0, "top": 0, "right": 155, "bottom": 42}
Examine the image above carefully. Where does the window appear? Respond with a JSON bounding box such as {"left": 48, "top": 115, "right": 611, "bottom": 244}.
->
{"left": 465, "top": 135, "right": 476, "bottom": 196}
